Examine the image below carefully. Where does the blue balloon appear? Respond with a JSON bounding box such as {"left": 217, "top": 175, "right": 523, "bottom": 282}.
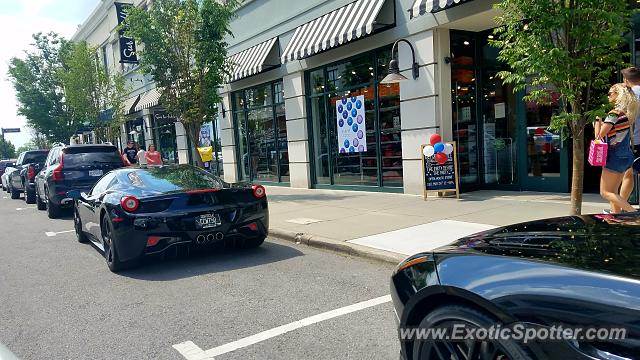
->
{"left": 342, "top": 111, "right": 348, "bottom": 119}
{"left": 351, "top": 109, "right": 357, "bottom": 117}
{"left": 340, "top": 148, "right": 346, "bottom": 154}
{"left": 344, "top": 139, "right": 350, "bottom": 148}
{"left": 346, "top": 102, "right": 353, "bottom": 111}
{"left": 434, "top": 142, "right": 445, "bottom": 153}
{"left": 349, "top": 146, "right": 355, "bottom": 153}
{"left": 347, "top": 117, "right": 353, "bottom": 126}
{"left": 355, "top": 100, "right": 362, "bottom": 109}
{"left": 544, "top": 134, "right": 553, "bottom": 142}
{"left": 350, "top": 97, "right": 357, "bottom": 103}
{"left": 338, "top": 119, "right": 344, "bottom": 127}
{"left": 352, "top": 124, "right": 358, "bottom": 132}
{"left": 338, "top": 105, "right": 343, "bottom": 113}
{"left": 341, "top": 98, "right": 348, "bottom": 105}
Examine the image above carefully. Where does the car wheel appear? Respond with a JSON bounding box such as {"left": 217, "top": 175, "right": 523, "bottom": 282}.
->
{"left": 412, "top": 305, "right": 531, "bottom": 360}
{"left": 46, "top": 191, "right": 60, "bottom": 219}
{"left": 101, "top": 215, "right": 125, "bottom": 272}
{"left": 74, "top": 208, "right": 89, "bottom": 243}
{"left": 24, "top": 187, "right": 36, "bottom": 204}
{"left": 239, "top": 235, "right": 266, "bottom": 249}
{"left": 10, "top": 185, "right": 20, "bottom": 199}
{"left": 36, "top": 187, "right": 46, "bottom": 210}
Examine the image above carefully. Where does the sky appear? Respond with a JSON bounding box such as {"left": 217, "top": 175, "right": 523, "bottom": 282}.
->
{"left": 0, "top": 0, "right": 99, "bottom": 150}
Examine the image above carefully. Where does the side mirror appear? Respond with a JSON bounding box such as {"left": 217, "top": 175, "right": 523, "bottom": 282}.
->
{"left": 66, "top": 190, "right": 82, "bottom": 200}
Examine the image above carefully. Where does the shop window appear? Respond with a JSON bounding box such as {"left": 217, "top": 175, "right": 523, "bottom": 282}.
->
{"left": 307, "top": 47, "right": 403, "bottom": 189}
{"left": 232, "top": 80, "right": 288, "bottom": 183}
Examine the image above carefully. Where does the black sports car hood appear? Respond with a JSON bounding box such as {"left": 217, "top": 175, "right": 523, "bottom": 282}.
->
{"left": 434, "top": 214, "right": 640, "bottom": 280}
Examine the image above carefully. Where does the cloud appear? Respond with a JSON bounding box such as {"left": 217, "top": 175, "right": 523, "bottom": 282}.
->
{"left": 0, "top": 1, "right": 98, "bottom": 149}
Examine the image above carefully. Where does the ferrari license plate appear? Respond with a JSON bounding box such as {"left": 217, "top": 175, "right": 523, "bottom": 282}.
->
{"left": 195, "top": 213, "right": 221, "bottom": 229}
{"left": 89, "top": 169, "right": 103, "bottom": 177}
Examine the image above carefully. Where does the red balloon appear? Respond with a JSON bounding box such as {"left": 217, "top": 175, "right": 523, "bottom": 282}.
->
{"left": 435, "top": 152, "right": 448, "bottom": 164}
{"left": 430, "top": 134, "right": 442, "bottom": 146}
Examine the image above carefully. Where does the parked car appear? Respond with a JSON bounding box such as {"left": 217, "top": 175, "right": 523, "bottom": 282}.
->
{"left": 69, "top": 164, "right": 269, "bottom": 272}
{"left": 7, "top": 150, "right": 49, "bottom": 202}
{"left": 391, "top": 214, "right": 639, "bottom": 360}
{"left": 35, "top": 144, "right": 126, "bottom": 218}
{"left": 0, "top": 159, "right": 16, "bottom": 191}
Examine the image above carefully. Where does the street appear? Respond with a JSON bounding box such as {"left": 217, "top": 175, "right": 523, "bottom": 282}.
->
{"left": 0, "top": 194, "right": 398, "bottom": 360}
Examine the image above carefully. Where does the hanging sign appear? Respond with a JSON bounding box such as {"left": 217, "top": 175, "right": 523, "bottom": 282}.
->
{"left": 336, "top": 95, "right": 367, "bottom": 154}
{"left": 115, "top": 2, "right": 138, "bottom": 64}
{"left": 422, "top": 141, "right": 460, "bottom": 200}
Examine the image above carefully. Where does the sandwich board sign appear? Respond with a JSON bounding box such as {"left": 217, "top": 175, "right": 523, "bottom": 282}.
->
{"left": 421, "top": 141, "right": 460, "bottom": 200}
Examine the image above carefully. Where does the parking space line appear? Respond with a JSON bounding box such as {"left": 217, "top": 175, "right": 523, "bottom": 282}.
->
{"left": 16, "top": 207, "right": 36, "bottom": 211}
{"left": 173, "top": 295, "right": 391, "bottom": 359}
{"left": 45, "top": 230, "right": 75, "bottom": 237}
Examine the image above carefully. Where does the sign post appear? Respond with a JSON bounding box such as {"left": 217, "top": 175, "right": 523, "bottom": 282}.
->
{"left": 422, "top": 141, "right": 460, "bottom": 200}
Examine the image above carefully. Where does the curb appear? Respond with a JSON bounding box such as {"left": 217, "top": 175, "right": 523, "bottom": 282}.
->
{"left": 268, "top": 228, "right": 406, "bottom": 265}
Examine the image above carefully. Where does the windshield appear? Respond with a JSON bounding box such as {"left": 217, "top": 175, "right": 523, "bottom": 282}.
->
{"left": 63, "top": 147, "right": 122, "bottom": 167}
{"left": 127, "top": 165, "right": 225, "bottom": 193}
{"left": 23, "top": 152, "right": 48, "bottom": 164}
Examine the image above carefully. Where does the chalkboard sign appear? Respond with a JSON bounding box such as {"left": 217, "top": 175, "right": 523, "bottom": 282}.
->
{"left": 421, "top": 142, "right": 460, "bottom": 199}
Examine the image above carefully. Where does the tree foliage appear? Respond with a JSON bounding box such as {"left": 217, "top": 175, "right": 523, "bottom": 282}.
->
{"left": 7, "top": 32, "right": 75, "bottom": 143}
{"left": 58, "top": 41, "right": 127, "bottom": 144}
{"left": 125, "top": 0, "right": 238, "bottom": 164}
{"left": 0, "top": 138, "right": 17, "bottom": 159}
{"left": 491, "top": 0, "right": 632, "bottom": 215}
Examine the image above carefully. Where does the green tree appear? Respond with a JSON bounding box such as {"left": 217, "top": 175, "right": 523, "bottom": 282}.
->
{"left": 491, "top": 0, "right": 631, "bottom": 214}
{"left": 7, "top": 32, "right": 75, "bottom": 143}
{"left": 58, "top": 41, "right": 127, "bottom": 144}
{"left": 0, "top": 138, "right": 17, "bottom": 158}
{"left": 125, "top": 0, "right": 238, "bottom": 165}
{"left": 491, "top": 0, "right": 632, "bottom": 215}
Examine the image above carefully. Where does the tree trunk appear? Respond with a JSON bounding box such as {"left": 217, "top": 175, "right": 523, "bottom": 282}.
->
{"left": 185, "top": 123, "right": 204, "bottom": 167}
{"left": 570, "top": 133, "right": 585, "bottom": 215}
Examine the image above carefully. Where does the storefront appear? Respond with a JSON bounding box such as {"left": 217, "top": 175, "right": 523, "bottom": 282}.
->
{"left": 125, "top": 117, "right": 146, "bottom": 150}
{"left": 232, "top": 81, "right": 289, "bottom": 183}
{"left": 151, "top": 109, "right": 180, "bottom": 165}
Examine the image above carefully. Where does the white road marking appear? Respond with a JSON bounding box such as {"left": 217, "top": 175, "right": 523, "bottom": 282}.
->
{"left": 16, "top": 207, "right": 36, "bottom": 211}
{"left": 173, "top": 295, "right": 391, "bottom": 359}
{"left": 286, "top": 217, "right": 324, "bottom": 225}
{"left": 173, "top": 341, "right": 215, "bottom": 360}
{"left": 45, "top": 230, "right": 75, "bottom": 237}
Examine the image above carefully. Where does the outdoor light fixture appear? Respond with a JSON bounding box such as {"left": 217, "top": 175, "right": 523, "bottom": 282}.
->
{"left": 381, "top": 39, "right": 420, "bottom": 84}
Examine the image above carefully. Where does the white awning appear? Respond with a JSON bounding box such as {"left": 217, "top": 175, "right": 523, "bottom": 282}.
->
{"left": 122, "top": 95, "right": 140, "bottom": 115}
{"left": 135, "top": 88, "right": 161, "bottom": 112}
{"left": 410, "top": 0, "right": 472, "bottom": 18}
{"left": 227, "top": 37, "right": 280, "bottom": 82}
{"left": 281, "top": 0, "right": 394, "bottom": 63}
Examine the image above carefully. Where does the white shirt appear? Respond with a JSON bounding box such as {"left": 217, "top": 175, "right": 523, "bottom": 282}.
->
{"left": 137, "top": 149, "right": 147, "bottom": 165}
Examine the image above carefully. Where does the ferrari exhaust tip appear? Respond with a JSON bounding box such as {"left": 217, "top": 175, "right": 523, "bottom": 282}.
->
{"left": 196, "top": 234, "right": 206, "bottom": 245}
{"left": 206, "top": 233, "right": 215, "bottom": 243}
{"left": 215, "top": 232, "right": 224, "bottom": 241}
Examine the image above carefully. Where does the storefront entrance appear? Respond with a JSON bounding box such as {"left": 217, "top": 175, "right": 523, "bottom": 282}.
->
{"left": 451, "top": 30, "right": 569, "bottom": 193}
{"left": 152, "top": 110, "right": 179, "bottom": 165}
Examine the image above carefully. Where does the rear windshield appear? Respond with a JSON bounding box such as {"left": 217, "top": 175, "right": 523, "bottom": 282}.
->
{"left": 63, "top": 147, "right": 122, "bottom": 167}
{"left": 126, "top": 166, "right": 224, "bottom": 193}
{"left": 23, "top": 152, "right": 48, "bottom": 164}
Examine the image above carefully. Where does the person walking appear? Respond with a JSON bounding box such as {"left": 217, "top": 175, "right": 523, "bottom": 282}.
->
{"left": 136, "top": 146, "right": 147, "bottom": 166}
{"left": 595, "top": 83, "right": 639, "bottom": 213}
{"left": 144, "top": 144, "right": 163, "bottom": 165}
{"left": 123, "top": 140, "right": 138, "bottom": 165}
{"left": 619, "top": 67, "right": 640, "bottom": 203}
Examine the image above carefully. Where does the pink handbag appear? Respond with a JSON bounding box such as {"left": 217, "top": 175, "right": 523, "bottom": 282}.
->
{"left": 588, "top": 140, "right": 608, "bottom": 166}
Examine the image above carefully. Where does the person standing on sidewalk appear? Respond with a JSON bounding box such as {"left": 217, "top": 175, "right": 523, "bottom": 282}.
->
{"left": 595, "top": 83, "right": 638, "bottom": 213}
{"left": 145, "top": 144, "right": 163, "bottom": 165}
{"left": 136, "top": 146, "right": 147, "bottom": 166}
{"left": 620, "top": 67, "right": 640, "bottom": 203}
{"left": 123, "top": 140, "right": 139, "bottom": 165}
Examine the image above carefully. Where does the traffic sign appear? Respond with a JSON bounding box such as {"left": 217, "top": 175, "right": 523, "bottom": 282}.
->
{"left": 1, "top": 128, "right": 20, "bottom": 133}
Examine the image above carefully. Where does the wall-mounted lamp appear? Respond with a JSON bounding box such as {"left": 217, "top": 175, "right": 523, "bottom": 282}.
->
{"left": 380, "top": 39, "right": 420, "bottom": 84}
{"left": 444, "top": 56, "right": 453, "bottom": 64}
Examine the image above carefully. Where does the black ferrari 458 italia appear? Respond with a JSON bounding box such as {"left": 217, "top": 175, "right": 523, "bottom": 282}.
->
{"left": 391, "top": 214, "right": 639, "bottom": 360}
{"left": 69, "top": 165, "right": 268, "bottom": 272}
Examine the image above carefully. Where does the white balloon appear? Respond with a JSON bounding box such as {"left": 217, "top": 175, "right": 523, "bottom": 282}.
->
{"left": 423, "top": 145, "right": 435, "bottom": 157}
{"left": 443, "top": 143, "right": 454, "bottom": 155}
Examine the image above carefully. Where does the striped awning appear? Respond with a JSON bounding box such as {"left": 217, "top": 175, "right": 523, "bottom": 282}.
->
{"left": 123, "top": 95, "right": 140, "bottom": 115}
{"left": 227, "top": 37, "right": 280, "bottom": 82}
{"left": 281, "top": 0, "right": 393, "bottom": 63}
{"left": 410, "top": 0, "right": 472, "bottom": 18}
{"left": 135, "top": 88, "right": 161, "bottom": 112}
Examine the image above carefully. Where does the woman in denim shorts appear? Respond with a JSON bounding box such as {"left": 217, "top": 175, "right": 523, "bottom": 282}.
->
{"left": 595, "top": 83, "right": 639, "bottom": 213}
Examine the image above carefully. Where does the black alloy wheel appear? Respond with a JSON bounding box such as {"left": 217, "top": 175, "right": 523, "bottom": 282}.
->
{"left": 101, "top": 215, "right": 123, "bottom": 272}
{"left": 413, "top": 305, "right": 531, "bottom": 360}
{"left": 10, "top": 184, "right": 19, "bottom": 199}
{"left": 24, "top": 184, "right": 36, "bottom": 204}
{"left": 46, "top": 189, "right": 60, "bottom": 219}
{"left": 74, "top": 208, "right": 88, "bottom": 243}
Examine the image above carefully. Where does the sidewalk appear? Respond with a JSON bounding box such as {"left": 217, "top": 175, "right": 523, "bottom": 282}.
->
{"left": 264, "top": 186, "right": 608, "bottom": 264}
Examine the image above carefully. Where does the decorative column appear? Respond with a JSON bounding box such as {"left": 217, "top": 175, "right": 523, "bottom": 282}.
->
{"left": 218, "top": 92, "right": 239, "bottom": 183}
{"left": 283, "top": 72, "right": 311, "bottom": 188}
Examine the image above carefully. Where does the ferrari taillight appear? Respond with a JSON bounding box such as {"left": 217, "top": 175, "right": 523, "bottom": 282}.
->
{"left": 120, "top": 196, "right": 140, "bottom": 212}
{"left": 252, "top": 184, "right": 266, "bottom": 199}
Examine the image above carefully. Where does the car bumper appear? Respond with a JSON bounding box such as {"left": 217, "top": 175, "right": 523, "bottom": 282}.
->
{"left": 49, "top": 185, "right": 93, "bottom": 207}
{"left": 111, "top": 211, "right": 269, "bottom": 262}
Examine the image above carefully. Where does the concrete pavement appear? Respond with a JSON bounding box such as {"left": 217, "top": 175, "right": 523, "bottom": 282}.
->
{"left": 265, "top": 186, "right": 608, "bottom": 263}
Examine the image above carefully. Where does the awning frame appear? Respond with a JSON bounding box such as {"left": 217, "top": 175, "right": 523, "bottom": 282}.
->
{"left": 226, "top": 37, "right": 281, "bottom": 83}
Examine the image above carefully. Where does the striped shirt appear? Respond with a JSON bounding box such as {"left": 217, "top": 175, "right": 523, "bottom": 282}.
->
{"left": 604, "top": 109, "right": 630, "bottom": 146}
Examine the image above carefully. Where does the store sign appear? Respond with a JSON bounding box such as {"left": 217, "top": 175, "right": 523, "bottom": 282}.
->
{"left": 422, "top": 142, "right": 460, "bottom": 199}
{"left": 114, "top": 2, "right": 138, "bottom": 64}
{"left": 336, "top": 95, "right": 367, "bottom": 154}
{"left": 153, "top": 109, "right": 177, "bottom": 123}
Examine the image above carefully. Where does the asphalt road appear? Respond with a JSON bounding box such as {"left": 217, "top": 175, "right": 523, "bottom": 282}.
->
{"left": 0, "top": 193, "right": 399, "bottom": 360}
